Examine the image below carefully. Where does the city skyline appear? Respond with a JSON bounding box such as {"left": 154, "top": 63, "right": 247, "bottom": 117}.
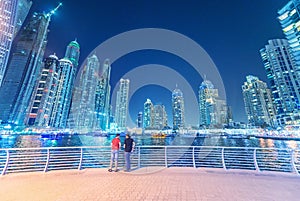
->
{"left": 29, "top": 0, "right": 288, "bottom": 124}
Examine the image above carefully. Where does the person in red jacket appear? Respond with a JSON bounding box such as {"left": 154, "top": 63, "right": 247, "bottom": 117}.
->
{"left": 108, "top": 134, "right": 121, "bottom": 172}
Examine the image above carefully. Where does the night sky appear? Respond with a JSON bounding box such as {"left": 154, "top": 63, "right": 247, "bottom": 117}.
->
{"left": 30, "top": 0, "right": 287, "bottom": 126}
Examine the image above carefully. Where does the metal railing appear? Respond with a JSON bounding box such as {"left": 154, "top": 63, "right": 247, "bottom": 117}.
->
{"left": 0, "top": 146, "right": 299, "bottom": 175}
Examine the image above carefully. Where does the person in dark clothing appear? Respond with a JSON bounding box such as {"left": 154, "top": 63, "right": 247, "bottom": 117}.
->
{"left": 123, "top": 134, "right": 135, "bottom": 172}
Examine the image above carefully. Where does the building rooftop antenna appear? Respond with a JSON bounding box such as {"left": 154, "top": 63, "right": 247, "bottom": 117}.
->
{"left": 46, "top": 2, "right": 62, "bottom": 18}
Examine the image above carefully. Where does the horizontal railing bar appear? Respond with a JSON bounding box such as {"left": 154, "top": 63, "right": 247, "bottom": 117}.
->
{"left": 1, "top": 145, "right": 299, "bottom": 152}
{"left": 1, "top": 145, "right": 300, "bottom": 176}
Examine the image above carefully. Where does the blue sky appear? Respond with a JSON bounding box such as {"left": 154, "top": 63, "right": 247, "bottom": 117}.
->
{"left": 31, "top": 0, "right": 287, "bottom": 126}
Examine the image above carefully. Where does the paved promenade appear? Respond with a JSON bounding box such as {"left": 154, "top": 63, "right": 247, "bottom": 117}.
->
{"left": 0, "top": 167, "right": 299, "bottom": 201}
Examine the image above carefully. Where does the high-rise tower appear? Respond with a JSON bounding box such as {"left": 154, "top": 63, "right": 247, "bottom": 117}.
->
{"left": 25, "top": 54, "right": 60, "bottom": 126}
{"left": 242, "top": 75, "right": 276, "bottom": 127}
{"left": 114, "top": 79, "right": 130, "bottom": 131}
{"left": 64, "top": 39, "right": 80, "bottom": 70}
{"left": 50, "top": 58, "right": 74, "bottom": 128}
{"left": 71, "top": 54, "right": 99, "bottom": 131}
{"left": 0, "top": 10, "right": 57, "bottom": 125}
{"left": 278, "top": 0, "right": 300, "bottom": 67}
{"left": 95, "top": 59, "right": 111, "bottom": 131}
{"left": 198, "top": 79, "right": 227, "bottom": 128}
{"left": 137, "top": 112, "right": 143, "bottom": 128}
{"left": 260, "top": 39, "right": 300, "bottom": 125}
{"left": 143, "top": 98, "right": 154, "bottom": 129}
{"left": 172, "top": 87, "right": 185, "bottom": 130}
{"left": 0, "top": 0, "right": 32, "bottom": 86}
{"left": 153, "top": 104, "right": 167, "bottom": 130}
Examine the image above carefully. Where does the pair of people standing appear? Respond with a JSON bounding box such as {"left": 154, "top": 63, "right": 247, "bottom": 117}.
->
{"left": 108, "top": 134, "right": 135, "bottom": 172}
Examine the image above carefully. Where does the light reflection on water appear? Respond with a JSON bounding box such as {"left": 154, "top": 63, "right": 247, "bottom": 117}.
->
{"left": 0, "top": 134, "right": 299, "bottom": 149}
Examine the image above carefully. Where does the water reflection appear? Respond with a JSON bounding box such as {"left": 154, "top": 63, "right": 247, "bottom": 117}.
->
{"left": 285, "top": 140, "right": 298, "bottom": 149}
{"left": 1, "top": 134, "right": 300, "bottom": 150}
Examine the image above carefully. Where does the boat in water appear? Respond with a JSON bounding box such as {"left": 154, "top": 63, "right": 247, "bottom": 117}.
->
{"left": 152, "top": 132, "right": 167, "bottom": 138}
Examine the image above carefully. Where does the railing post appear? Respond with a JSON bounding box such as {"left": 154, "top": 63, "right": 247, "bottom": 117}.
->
{"left": 290, "top": 150, "right": 299, "bottom": 175}
{"left": 165, "top": 146, "right": 168, "bottom": 168}
{"left": 1, "top": 149, "right": 10, "bottom": 176}
{"left": 253, "top": 148, "right": 260, "bottom": 172}
{"left": 221, "top": 148, "right": 226, "bottom": 170}
{"left": 138, "top": 146, "right": 141, "bottom": 168}
{"left": 44, "top": 149, "right": 50, "bottom": 172}
{"left": 192, "top": 147, "right": 196, "bottom": 168}
{"left": 78, "top": 148, "right": 83, "bottom": 170}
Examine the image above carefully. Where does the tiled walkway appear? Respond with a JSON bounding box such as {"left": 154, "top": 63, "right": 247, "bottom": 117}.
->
{"left": 0, "top": 167, "right": 299, "bottom": 201}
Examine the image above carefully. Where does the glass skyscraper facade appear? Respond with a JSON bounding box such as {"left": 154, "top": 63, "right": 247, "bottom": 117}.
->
{"left": 153, "top": 104, "right": 167, "bottom": 130}
{"left": 199, "top": 80, "right": 216, "bottom": 128}
{"left": 50, "top": 58, "right": 74, "bottom": 128}
{"left": 172, "top": 87, "right": 185, "bottom": 129}
{"left": 260, "top": 39, "right": 300, "bottom": 125}
{"left": 198, "top": 79, "right": 227, "bottom": 128}
{"left": 14, "top": 0, "right": 32, "bottom": 36}
{"left": 0, "top": 0, "right": 32, "bottom": 86}
{"left": 0, "top": 12, "right": 50, "bottom": 125}
{"left": 278, "top": 0, "right": 300, "bottom": 67}
{"left": 242, "top": 75, "right": 276, "bottom": 127}
{"left": 137, "top": 111, "right": 143, "bottom": 128}
{"left": 64, "top": 39, "right": 80, "bottom": 70}
{"left": 25, "top": 54, "right": 60, "bottom": 126}
{"left": 114, "top": 78, "right": 130, "bottom": 131}
{"left": 71, "top": 54, "right": 99, "bottom": 131}
{"left": 95, "top": 59, "right": 111, "bottom": 131}
{"left": 143, "top": 98, "right": 154, "bottom": 129}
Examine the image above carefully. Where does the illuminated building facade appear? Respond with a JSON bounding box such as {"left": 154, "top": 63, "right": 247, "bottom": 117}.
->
{"left": 25, "top": 54, "right": 60, "bottom": 126}
{"left": 260, "top": 39, "right": 300, "bottom": 125}
{"left": 114, "top": 78, "right": 130, "bottom": 131}
{"left": 0, "top": 12, "right": 50, "bottom": 125}
{"left": 71, "top": 54, "right": 99, "bottom": 131}
{"left": 242, "top": 75, "right": 276, "bottom": 127}
{"left": 143, "top": 98, "right": 154, "bottom": 129}
{"left": 198, "top": 79, "right": 228, "bottom": 128}
{"left": 153, "top": 104, "right": 167, "bottom": 130}
{"left": 95, "top": 59, "right": 111, "bottom": 131}
{"left": 0, "top": 0, "right": 32, "bottom": 86}
{"left": 172, "top": 87, "right": 185, "bottom": 129}
{"left": 50, "top": 58, "right": 74, "bottom": 128}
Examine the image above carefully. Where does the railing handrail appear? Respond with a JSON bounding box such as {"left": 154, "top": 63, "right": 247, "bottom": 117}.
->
{"left": 0, "top": 145, "right": 299, "bottom": 152}
{"left": 0, "top": 145, "right": 299, "bottom": 176}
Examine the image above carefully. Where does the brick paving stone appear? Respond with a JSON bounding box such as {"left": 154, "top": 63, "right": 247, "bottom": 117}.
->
{"left": 0, "top": 167, "right": 300, "bottom": 201}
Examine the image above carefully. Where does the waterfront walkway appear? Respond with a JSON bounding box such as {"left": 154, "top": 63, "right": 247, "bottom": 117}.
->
{"left": 0, "top": 167, "right": 299, "bottom": 201}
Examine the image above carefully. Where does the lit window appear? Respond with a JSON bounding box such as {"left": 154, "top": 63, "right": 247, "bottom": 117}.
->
{"left": 279, "top": 12, "right": 289, "bottom": 21}
{"left": 290, "top": 9, "right": 297, "bottom": 16}
{"left": 283, "top": 24, "right": 294, "bottom": 32}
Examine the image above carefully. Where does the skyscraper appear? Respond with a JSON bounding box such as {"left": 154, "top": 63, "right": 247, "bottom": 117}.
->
{"left": 153, "top": 104, "right": 168, "bottom": 130}
{"left": 64, "top": 39, "right": 80, "bottom": 70}
{"left": 0, "top": 12, "right": 52, "bottom": 125}
{"left": 242, "top": 75, "right": 276, "bottom": 127}
{"left": 278, "top": 0, "right": 300, "bottom": 67}
{"left": 14, "top": 0, "right": 32, "bottom": 36}
{"left": 137, "top": 112, "right": 143, "bottom": 128}
{"left": 198, "top": 79, "right": 228, "bottom": 128}
{"left": 143, "top": 98, "right": 154, "bottom": 129}
{"left": 114, "top": 79, "right": 130, "bottom": 131}
{"left": 25, "top": 54, "right": 60, "bottom": 126}
{"left": 0, "top": 0, "right": 32, "bottom": 86}
{"left": 50, "top": 58, "right": 74, "bottom": 128}
{"left": 260, "top": 39, "right": 300, "bottom": 125}
{"left": 199, "top": 80, "right": 216, "bottom": 128}
{"left": 95, "top": 59, "right": 111, "bottom": 131}
{"left": 172, "top": 87, "right": 185, "bottom": 130}
{"left": 71, "top": 54, "right": 99, "bottom": 131}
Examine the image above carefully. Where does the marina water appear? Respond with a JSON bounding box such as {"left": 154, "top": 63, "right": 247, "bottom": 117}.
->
{"left": 0, "top": 134, "right": 299, "bottom": 150}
